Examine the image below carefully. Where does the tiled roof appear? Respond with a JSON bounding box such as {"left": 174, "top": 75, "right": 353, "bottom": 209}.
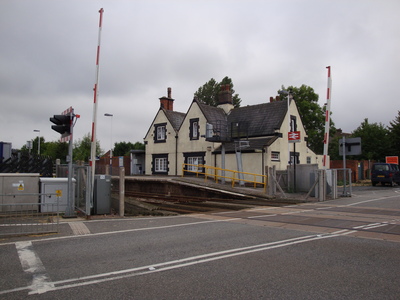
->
{"left": 164, "top": 109, "right": 185, "bottom": 132}
{"left": 228, "top": 101, "right": 287, "bottom": 138}
{"left": 197, "top": 101, "right": 226, "bottom": 125}
{"left": 196, "top": 101, "right": 229, "bottom": 140}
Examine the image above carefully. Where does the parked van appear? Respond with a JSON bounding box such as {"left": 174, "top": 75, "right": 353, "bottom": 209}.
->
{"left": 371, "top": 163, "right": 400, "bottom": 186}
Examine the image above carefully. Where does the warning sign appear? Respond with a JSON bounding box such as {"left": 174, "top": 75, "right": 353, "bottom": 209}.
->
{"left": 386, "top": 156, "right": 399, "bottom": 164}
{"left": 56, "top": 190, "right": 62, "bottom": 197}
{"left": 18, "top": 183, "right": 24, "bottom": 191}
{"left": 12, "top": 181, "right": 24, "bottom": 191}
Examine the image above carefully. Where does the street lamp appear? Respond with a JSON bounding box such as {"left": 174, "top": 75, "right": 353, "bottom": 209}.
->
{"left": 33, "top": 129, "right": 40, "bottom": 155}
{"left": 104, "top": 113, "right": 113, "bottom": 174}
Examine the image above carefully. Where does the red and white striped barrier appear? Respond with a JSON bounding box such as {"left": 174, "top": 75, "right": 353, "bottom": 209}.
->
{"left": 322, "top": 66, "right": 332, "bottom": 169}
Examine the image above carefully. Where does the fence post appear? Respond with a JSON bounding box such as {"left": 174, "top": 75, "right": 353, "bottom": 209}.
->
{"left": 119, "top": 167, "right": 125, "bottom": 217}
{"left": 318, "top": 169, "right": 327, "bottom": 201}
{"left": 267, "top": 166, "right": 276, "bottom": 196}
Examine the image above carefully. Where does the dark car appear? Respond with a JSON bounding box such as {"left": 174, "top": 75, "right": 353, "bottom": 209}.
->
{"left": 371, "top": 163, "right": 400, "bottom": 186}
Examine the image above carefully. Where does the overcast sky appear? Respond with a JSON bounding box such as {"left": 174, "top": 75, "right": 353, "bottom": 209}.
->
{"left": 1, "top": 0, "right": 399, "bottom": 152}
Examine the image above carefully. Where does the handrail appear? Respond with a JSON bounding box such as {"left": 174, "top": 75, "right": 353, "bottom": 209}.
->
{"left": 182, "top": 163, "right": 267, "bottom": 192}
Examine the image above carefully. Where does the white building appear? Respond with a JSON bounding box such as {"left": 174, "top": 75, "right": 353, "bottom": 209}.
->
{"left": 144, "top": 86, "right": 324, "bottom": 176}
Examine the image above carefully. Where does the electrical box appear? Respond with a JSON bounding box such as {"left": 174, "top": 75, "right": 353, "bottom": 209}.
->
{"left": 40, "top": 178, "right": 76, "bottom": 213}
{"left": 0, "top": 174, "right": 40, "bottom": 212}
{"left": 93, "top": 175, "right": 111, "bottom": 214}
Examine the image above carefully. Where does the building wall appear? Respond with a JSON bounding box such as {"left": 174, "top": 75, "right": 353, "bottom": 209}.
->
{"left": 330, "top": 160, "right": 373, "bottom": 182}
{"left": 177, "top": 102, "right": 221, "bottom": 175}
{"left": 145, "top": 99, "right": 325, "bottom": 176}
{"left": 144, "top": 110, "right": 179, "bottom": 175}
{"left": 268, "top": 100, "right": 324, "bottom": 170}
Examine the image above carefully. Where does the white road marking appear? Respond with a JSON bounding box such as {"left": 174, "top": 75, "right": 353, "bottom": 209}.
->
{"left": 15, "top": 241, "right": 54, "bottom": 295}
{"left": 0, "top": 218, "right": 241, "bottom": 246}
{"left": 248, "top": 214, "right": 277, "bottom": 219}
{"left": 3, "top": 232, "right": 349, "bottom": 295}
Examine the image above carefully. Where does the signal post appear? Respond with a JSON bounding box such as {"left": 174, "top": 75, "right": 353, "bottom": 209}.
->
{"left": 50, "top": 106, "right": 79, "bottom": 218}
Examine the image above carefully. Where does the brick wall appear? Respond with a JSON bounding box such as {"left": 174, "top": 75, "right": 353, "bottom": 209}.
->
{"left": 330, "top": 160, "right": 374, "bottom": 182}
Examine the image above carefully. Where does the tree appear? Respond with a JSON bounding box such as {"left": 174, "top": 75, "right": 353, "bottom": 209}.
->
{"left": 73, "top": 133, "right": 102, "bottom": 162}
{"left": 44, "top": 141, "right": 69, "bottom": 163}
{"left": 194, "top": 76, "right": 241, "bottom": 108}
{"left": 113, "top": 141, "right": 145, "bottom": 156}
{"left": 388, "top": 111, "right": 400, "bottom": 158}
{"left": 20, "top": 136, "right": 46, "bottom": 155}
{"left": 278, "top": 84, "right": 335, "bottom": 154}
{"left": 351, "top": 118, "right": 389, "bottom": 161}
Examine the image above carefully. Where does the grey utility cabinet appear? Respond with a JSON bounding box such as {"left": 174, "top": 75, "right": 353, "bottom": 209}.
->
{"left": 93, "top": 175, "right": 111, "bottom": 214}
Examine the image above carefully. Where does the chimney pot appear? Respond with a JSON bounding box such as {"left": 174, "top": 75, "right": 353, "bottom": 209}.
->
{"left": 167, "top": 87, "right": 171, "bottom": 98}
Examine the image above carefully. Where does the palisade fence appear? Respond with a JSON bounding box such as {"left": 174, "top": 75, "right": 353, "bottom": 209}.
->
{"left": 0, "top": 154, "right": 53, "bottom": 177}
{"left": 0, "top": 194, "right": 60, "bottom": 237}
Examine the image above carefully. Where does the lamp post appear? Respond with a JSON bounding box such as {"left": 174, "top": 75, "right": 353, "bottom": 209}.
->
{"left": 33, "top": 129, "right": 40, "bottom": 155}
{"left": 104, "top": 113, "right": 113, "bottom": 175}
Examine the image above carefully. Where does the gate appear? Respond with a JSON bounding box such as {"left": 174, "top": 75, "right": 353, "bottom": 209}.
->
{"left": 74, "top": 165, "right": 92, "bottom": 215}
{"left": 55, "top": 164, "right": 92, "bottom": 216}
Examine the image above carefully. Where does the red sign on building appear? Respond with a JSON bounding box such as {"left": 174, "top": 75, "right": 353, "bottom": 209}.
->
{"left": 288, "top": 131, "right": 301, "bottom": 143}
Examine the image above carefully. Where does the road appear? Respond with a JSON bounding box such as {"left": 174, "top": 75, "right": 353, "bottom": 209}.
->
{"left": 1, "top": 186, "right": 400, "bottom": 299}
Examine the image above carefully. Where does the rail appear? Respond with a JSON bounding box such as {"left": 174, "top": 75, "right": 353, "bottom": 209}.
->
{"left": 182, "top": 164, "right": 267, "bottom": 192}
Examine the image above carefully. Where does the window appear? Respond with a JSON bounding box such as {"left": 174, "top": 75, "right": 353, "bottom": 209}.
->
{"left": 307, "top": 156, "right": 311, "bottom": 164}
{"left": 290, "top": 115, "right": 297, "bottom": 132}
{"left": 190, "top": 118, "right": 199, "bottom": 140}
{"left": 184, "top": 152, "right": 206, "bottom": 175}
{"left": 187, "top": 156, "right": 203, "bottom": 171}
{"left": 155, "top": 157, "right": 167, "bottom": 172}
{"left": 271, "top": 152, "right": 280, "bottom": 161}
{"left": 290, "top": 152, "right": 299, "bottom": 164}
{"left": 152, "top": 154, "right": 168, "bottom": 174}
{"left": 154, "top": 123, "right": 167, "bottom": 143}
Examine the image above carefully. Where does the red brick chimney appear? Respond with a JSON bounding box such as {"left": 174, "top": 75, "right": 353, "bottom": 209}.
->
{"left": 218, "top": 84, "right": 233, "bottom": 105}
{"left": 159, "top": 87, "right": 174, "bottom": 111}
{"left": 217, "top": 84, "right": 234, "bottom": 114}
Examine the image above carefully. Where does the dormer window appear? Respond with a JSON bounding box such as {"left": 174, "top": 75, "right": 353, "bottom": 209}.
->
{"left": 154, "top": 123, "right": 167, "bottom": 143}
{"left": 190, "top": 118, "right": 199, "bottom": 140}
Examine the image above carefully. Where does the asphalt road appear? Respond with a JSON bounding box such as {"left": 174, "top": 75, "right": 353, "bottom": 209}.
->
{"left": 1, "top": 186, "right": 399, "bottom": 299}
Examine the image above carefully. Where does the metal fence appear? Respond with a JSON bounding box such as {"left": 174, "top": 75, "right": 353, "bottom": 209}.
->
{"left": 0, "top": 201, "right": 60, "bottom": 237}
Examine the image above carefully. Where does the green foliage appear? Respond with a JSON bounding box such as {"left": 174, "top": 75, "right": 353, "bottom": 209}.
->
{"left": 44, "top": 141, "right": 69, "bottom": 163}
{"left": 278, "top": 84, "right": 335, "bottom": 154}
{"left": 328, "top": 134, "right": 341, "bottom": 160}
{"left": 73, "top": 133, "right": 102, "bottom": 162}
{"left": 113, "top": 141, "right": 145, "bottom": 156}
{"left": 351, "top": 118, "right": 389, "bottom": 161}
{"left": 388, "top": 111, "right": 400, "bottom": 158}
{"left": 194, "top": 76, "right": 241, "bottom": 108}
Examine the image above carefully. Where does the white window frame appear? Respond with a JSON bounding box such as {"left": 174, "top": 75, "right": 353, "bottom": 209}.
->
{"left": 192, "top": 121, "right": 198, "bottom": 139}
{"left": 271, "top": 152, "right": 280, "bottom": 161}
{"left": 155, "top": 157, "right": 167, "bottom": 172}
{"left": 156, "top": 126, "right": 166, "bottom": 141}
{"left": 187, "top": 156, "right": 203, "bottom": 171}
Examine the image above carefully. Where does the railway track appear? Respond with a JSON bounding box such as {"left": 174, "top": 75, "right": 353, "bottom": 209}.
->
{"left": 118, "top": 190, "right": 291, "bottom": 214}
